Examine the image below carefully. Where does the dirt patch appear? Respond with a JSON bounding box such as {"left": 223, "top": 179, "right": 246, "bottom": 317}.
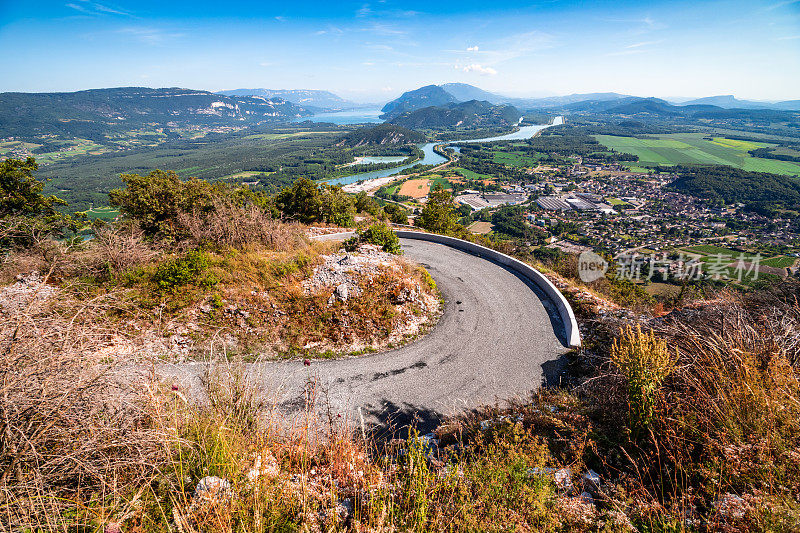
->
{"left": 467, "top": 221, "right": 493, "bottom": 235}
{"left": 399, "top": 179, "right": 431, "bottom": 199}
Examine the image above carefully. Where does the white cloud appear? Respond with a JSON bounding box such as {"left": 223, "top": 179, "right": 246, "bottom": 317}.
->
{"left": 466, "top": 45, "right": 479, "bottom": 52}
{"left": 461, "top": 63, "right": 497, "bottom": 75}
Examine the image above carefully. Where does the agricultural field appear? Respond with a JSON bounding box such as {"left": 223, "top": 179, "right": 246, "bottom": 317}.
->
{"left": 85, "top": 206, "right": 119, "bottom": 221}
{"left": 761, "top": 255, "right": 797, "bottom": 268}
{"left": 492, "top": 150, "right": 543, "bottom": 167}
{"left": 220, "top": 170, "right": 273, "bottom": 180}
{"left": 452, "top": 167, "right": 495, "bottom": 181}
{"left": 672, "top": 244, "right": 787, "bottom": 284}
{"left": 398, "top": 178, "right": 432, "bottom": 198}
{"left": 595, "top": 133, "right": 800, "bottom": 175}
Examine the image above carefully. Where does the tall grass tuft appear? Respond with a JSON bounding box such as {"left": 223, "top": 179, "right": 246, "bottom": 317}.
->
{"left": 611, "top": 324, "right": 676, "bottom": 438}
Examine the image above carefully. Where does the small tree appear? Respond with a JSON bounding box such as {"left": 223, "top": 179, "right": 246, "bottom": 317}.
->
{"left": 275, "top": 178, "right": 356, "bottom": 226}
{"left": 109, "top": 170, "right": 222, "bottom": 238}
{"left": 0, "top": 157, "right": 72, "bottom": 247}
{"left": 416, "top": 184, "right": 462, "bottom": 235}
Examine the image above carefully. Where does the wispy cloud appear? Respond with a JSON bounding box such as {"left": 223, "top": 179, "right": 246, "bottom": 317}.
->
{"left": 66, "top": 1, "right": 132, "bottom": 17}
{"left": 356, "top": 3, "right": 372, "bottom": 17}
{"left": 765, "top": 0, "right": 800, "bottom": 10}
{"left": 465, "top": 31, "right": 553, "bottom": 65}
{"left": 776, "top": 34, "right": 800, "bottom": 40}
{"left": 626, "top": 40, "right": 661, "bottom": 48}
{"left": 116, "top": 27, "right": 182, "bottom": 45}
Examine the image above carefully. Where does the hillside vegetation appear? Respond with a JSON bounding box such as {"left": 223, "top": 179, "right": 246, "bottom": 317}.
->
{"left": 2, "top": 158, "right": 800, "bottom": 531}
{"left": 388, "top": 100, "right": 522, "bottom": 131}
{"left": 336, "top": 124, "right": 425, "bottom": 146}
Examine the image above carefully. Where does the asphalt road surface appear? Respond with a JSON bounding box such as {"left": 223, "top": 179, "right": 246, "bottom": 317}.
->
{"left": 159, "top": 238, "right": 570, "bottom": 434}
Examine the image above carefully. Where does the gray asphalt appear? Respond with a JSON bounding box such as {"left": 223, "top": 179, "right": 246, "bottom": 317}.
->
{"left": 159, "top": 238, "right": 569, "bottom": 433}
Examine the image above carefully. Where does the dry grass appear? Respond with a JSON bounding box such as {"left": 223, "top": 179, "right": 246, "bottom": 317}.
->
{"left": 178, "top": 200, "right": 304, "bottom": 252}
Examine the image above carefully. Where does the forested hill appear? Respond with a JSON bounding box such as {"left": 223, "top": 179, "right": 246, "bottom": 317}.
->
{"left": 336, "top": 124, "right": 426, "bottom": 147}
{"left": 380, "top": 85, "right": 458, "bottom": 119}
{"left": 0, "top": 87, "right": 311, "bottom": 138}
{"left": 388, "top": 100, "right": 522, "bottom": 130}
{"left": 667, "top": 165, "right": 800, "bottom": 213}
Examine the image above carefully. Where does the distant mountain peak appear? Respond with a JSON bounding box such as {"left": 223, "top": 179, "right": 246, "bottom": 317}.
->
{"left": 380, "top": 85, "right": 458, "bottom": 119}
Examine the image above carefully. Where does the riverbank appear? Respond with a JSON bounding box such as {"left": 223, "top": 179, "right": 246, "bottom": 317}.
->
{"left": 337, "top": 116, "right": 563, "bottom": 193}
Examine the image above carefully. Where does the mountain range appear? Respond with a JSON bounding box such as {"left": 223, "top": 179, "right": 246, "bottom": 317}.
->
{"left": 381, "top": 83, "right": 800, "bottom": 114}
{"left": 217, "top": 88, "right": 359, "bottom": 111}
{"left": 0, "top": 87, "right": 310, "bottom": 138}
{"left": 672, "top": 94, "right": 800, "bottom": 111}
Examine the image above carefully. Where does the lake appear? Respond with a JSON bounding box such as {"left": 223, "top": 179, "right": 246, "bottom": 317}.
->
{"left": 294, "top": 108, "right": 383, "bottom": 125}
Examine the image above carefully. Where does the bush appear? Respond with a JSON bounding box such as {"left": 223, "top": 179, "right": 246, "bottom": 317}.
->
{"left": 345, "top": 223, "right": 402, "bottom": 254}
{"left": 151, "top": 250, "right": 217, "bottom": 291}
{"left": 275, "top": 178, "right": 356, "bottom": 226}
{"left": 383, "top": 203, "right": 410, "bottom": 224}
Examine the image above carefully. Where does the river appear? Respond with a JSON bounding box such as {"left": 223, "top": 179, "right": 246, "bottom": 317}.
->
{"left": 322, "top": 115, "right": 564, "bottom": 186}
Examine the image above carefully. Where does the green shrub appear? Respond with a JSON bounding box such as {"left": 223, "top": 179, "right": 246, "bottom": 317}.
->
{"left": 151, "top": 250, "right": 217, "bottom": 291}
{"left": 346, "top": 223, "right": 402, "bottom": 254}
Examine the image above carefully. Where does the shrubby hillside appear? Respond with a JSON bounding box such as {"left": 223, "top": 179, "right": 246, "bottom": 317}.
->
{"left": 2, "top": 158, "right": 800, "bottom": 531}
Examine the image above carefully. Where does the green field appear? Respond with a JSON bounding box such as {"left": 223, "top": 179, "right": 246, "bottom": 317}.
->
{"left": 429, "top": 177, "right": 453, "bottom": 190}
{"left": 606, "top": 197, "right": 629, "bottom": 206}
{"left": 453, "top": 168, "right": 495, "bottom": 181}
{"left": 85, "top": 206, "right": 119, "bottom": 221}
{"left": 673, "top": 244, "right": 784, "bottom": 285}
{"left": 761, "top": 256, "right": 796, "bottom": 268}
{"left": 595, "top": 133, "right": 800, "bottom": 176}
{"left": 684, "top": 244, "right": 742, "bottom": 256}
{"left": 492, "top": 151, "right": 543, "bottom": 167}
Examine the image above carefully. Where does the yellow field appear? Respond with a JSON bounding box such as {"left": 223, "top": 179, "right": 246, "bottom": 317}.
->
{"left": 399, "top": 179, "right": 431, "bottom": 198}
{"left": 710, "top": 137, "right": 765, "bottom": 151}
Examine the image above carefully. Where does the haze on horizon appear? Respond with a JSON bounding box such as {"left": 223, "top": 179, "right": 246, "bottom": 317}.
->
{"left": 0, "top": 0, "right": 798, "bottom": 103}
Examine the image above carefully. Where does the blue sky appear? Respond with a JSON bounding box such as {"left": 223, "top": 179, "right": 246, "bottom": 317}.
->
{"left": 0, "top": 0, "right": 798, "bottom": 102}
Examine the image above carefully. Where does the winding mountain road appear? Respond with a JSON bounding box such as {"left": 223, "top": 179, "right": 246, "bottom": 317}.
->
{"left": 159, "top": 237, "right": 570, "bottom": 433}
